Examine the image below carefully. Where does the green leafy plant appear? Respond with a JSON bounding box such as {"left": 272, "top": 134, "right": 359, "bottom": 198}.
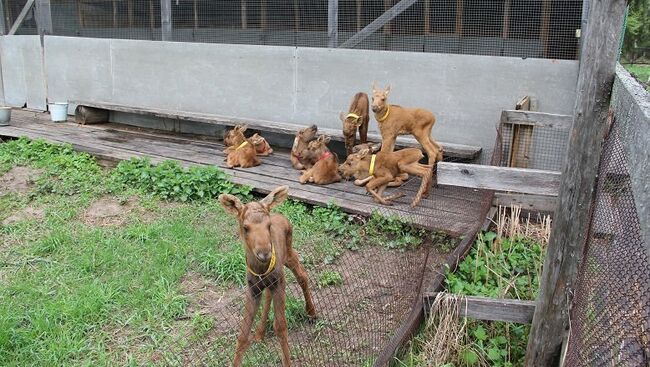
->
{"left": 317, "top": 270, "right": 343, "bottom": 288}
{"left": 365, "top": 212, "right": 425, "bottom": 250}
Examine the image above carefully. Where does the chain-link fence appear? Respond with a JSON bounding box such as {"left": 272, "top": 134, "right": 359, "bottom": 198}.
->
{"left": 5, "top": 0, "right": 584, "bottom": 60}
{"left": 563, "top": 113, "right": 650, "bottom": 366}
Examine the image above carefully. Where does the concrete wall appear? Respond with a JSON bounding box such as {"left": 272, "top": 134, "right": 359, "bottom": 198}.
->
{"left": 0, "top": 36, "right": 47, "bottom": 110}
{"left": 611, "top": 64, "right": 650, "bottom": 252}
{"left": 39, "top": 35, "right": 578, "bottom": 157}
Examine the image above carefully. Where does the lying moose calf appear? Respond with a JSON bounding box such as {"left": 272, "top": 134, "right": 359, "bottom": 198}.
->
{"left": 339, "top": 146, "right": 433, "bottom": 208}
{"left": 219, "top": 186, "right": 317, "bottom": 367}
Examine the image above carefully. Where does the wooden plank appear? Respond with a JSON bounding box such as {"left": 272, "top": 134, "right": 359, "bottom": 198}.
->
{"left": 437, "top": 162, "right": 561, "bottom": 196}
{"left": 160, "top": 0, "right": 171, "bottom": 41}
{"left": 423, "top": 0, "right": 429, "bottom": 34}
{"left": 355, "top": 0, "right": 361, "bottom": 31}
{"left": 493, "top": 192, "right": 557, "bottom": 213}
{"left": 240, "top": 0, "right": 247, "bottom": 29}
{"left": 455, "top": 0, "right": 463, "bottom": 36}
{"left": 8, "top": 0, "right": 35, "bottom": 35}
{"left": 293, "top": 0, "right": 299, "bottom": 31}
{"left": 510, "top": 97, "right": 533, "bottom": 168}
{"left": 71, "top": 100, "right": 482, "bottom": 160}
{"left": 502, "top": 0, "right": 511, "bottom": 39}
{"left": 423, "top": 292, "right": 536, "bottom": 324}
{"left": 339, "top": 0, "right": 418, "bottom": 49}
{"left": 260, "top": 0, "right": 267, "bottom": 30}
{"left": 525, "top": 1, "right": 627, "bottom": 365}
{"left": 327, "top": 0, "right": 337, "bottom": 47}
{"left": 0, "top": 0, "right": 6, "bottom": 34}
{"left": 501, "top": 110, "right": 573, "bottom": 130}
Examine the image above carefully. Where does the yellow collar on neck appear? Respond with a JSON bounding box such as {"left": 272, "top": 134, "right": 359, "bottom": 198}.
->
{"left": 369, "top": 154, "right": 377, "bottom": 176}
{"left": 377, "top": 105, "right": 390, "bottom": 123}
{"left": 247, "top": 244, "right": 276, "bottom": 278}
{"left": 236, "top": 141, "right": 249, "bottom": 150}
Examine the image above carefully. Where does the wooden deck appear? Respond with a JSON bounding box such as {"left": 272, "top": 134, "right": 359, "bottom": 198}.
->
{"left": 0, "top": 110, "right": 486, "bottom": 236}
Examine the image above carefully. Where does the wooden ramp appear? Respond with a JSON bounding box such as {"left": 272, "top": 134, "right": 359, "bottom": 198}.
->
{"left": 0, "top": 110, "right": 486, "bottom": 236}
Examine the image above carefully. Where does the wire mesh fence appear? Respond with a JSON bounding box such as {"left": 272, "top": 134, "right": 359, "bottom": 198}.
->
{"left": 6, "top": 0, "right": 583, "bottom": 60}
{"left": 563, "top": 116, "right": 650, "bottom": 366}
{"left": 159, "top": 245, "right": 432, "bottom": 366}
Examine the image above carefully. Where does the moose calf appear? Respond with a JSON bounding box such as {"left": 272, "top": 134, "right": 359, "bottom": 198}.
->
{"left": 291, "top": 125, "right": 318, "bottom": 170}
{"left": 219, "top": 186, "right": 317, "bottom": 367}
{"left": 223, "top": 125, "right": 261, "bottom": 168}
{"left": 298, "top": 135, "right": 341, "bottom": 185}
{"left": 339, "top": 92, "right": 370, "bottom": 156}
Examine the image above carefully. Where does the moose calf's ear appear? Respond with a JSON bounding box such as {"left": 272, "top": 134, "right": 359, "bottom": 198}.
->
{"left": 260, "top": 186, "right": 289, "bottom": 210}
{"left": 218, "top": 194, "right": 243, "bottom": 216}
{"left": 384, "top": 85, "right": 391, "bottom": 96}
{"left": 322, "top": 135, "right": 331, "bottom": 144}
{"left": 339, "top": 112, "right": 346, "bottom": 122}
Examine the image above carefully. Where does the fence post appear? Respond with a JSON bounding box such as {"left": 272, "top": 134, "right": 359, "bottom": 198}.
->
{"left": 328, "top": 0, "right": 338, "bottom": 47}
{"left": 34, "top": 0, "right": 53, "bottom": 36}
{"left": 161, "top": 0, "right": 172, "bottom": 41}
{"left": 0, "top": 0, "right": 5, "bottom": 35}
{"left": 524, "top": 1, "right": 628, "bottom": 366}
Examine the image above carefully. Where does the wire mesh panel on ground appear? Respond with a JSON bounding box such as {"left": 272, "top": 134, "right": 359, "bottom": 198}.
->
{"left": 563, "top": 118, "right": 650, "bottom": 366}
{"left": 164, "top": 246, "right": 430, "bottom": 366}
{"left": 15, "top": 0, "right": 585, "bottom": 60}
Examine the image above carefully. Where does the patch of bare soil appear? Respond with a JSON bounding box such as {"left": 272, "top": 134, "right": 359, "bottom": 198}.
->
{"left": 82, "top": 197, "right": 137, "bottom": 227}
{"left": 0, "top": 166, "right": 43, "bottom": 195}
{"left": 170, "top": 245, "right": 441, "bottom": 366}
{"left": 2, "top": 206, "right": 45, "bottom": 226}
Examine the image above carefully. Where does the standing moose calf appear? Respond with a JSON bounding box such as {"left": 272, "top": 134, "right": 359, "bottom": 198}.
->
{"left": 371, "top": 83, "right": 443, "bottom": 165}
{"left": 219, "top": 186, "right": 316, "bottom": 367}
{"left": 339, "top": 92, "right": 370, "bottom": 156}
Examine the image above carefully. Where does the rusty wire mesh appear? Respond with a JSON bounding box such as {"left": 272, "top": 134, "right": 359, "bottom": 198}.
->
{"left": 159, "top": 246, "right": 431, "bottom": 366}
{"left": 563, "top": 117, "right": 650, "bottom": 366}
{"left": 498, "top": 117, "right": 570, "bottom": 171}
{"left": 7, "top": 0, "right": 583, "bottom": 60}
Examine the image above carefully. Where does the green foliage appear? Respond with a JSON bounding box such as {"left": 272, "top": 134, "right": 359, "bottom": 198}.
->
{"left": 0, "top": 137, "right": 104, "bottom": 195}
{"left": 622, "top": 1, "right": 650, "bottom": 62}
{"left": 110, "top": 158, "right": 252, "bottom": 202}
{"left": 365, "top": 212, "right": 425, "bottom": 250}
{"left": 317, "top": 270, "right": 343, "bottom": 288}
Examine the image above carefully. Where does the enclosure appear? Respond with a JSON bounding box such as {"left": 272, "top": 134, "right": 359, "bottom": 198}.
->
{"left": 0, "top": 0, "right": 648, "bottom": 366}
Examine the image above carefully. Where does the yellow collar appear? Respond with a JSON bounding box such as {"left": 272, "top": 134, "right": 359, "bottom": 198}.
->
{"left": 247, "top": 244, "right": 276, "bottom": 278}
{"left": 369, "top": 154, "right": 377, "bottom": 176}
{"left": 346, "top": 112, "right": 362, "bottom": 126}
{"left": 376, "top": 105, "right": 390, "bottom": 123}
{"left": 236, "top": 141, "right": 249, "bottom": 150}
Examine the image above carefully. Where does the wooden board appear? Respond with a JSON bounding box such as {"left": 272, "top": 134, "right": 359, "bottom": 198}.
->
{"left": 493, "top": 192, "right": 557, "bottom": 213}
{"left": 437, "top": 162, "right": 561, "bottom": 196}
{"left": 423, "top": 292, "right": 536, "bottom": 324}
{"left": 71, "top": 100, "right": 482, "bottom": 160}
{"left": 501, "top": 110, "right": 573, "bottom": 130}
{"left": 0, "top": 110, "right": 488, "bottom": 236}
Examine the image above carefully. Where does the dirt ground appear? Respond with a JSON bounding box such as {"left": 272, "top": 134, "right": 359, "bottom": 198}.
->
{"left": 82, "top": 197, "right": 137, "bottom": 226}
{"left": 173, "top": 245, "right": 443, "bottom": 366}
{"left": 2, "top": 206, "right": 45, "bottom": 226}
{"left": 0, "top": 166, "right": 43, "bottom": 196}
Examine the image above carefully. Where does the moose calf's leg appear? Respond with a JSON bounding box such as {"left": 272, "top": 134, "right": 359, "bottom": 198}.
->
{"left": 271, "top": 286, "right": 292, "bottom": 367}
{"left": 299, "top": 169, "right": 313, "bottom": 184}
{"left": 234, "top": 289, "right": 262, "bottom": 367}
{"left": 380, "top": 135, "right": 397, "bottom": 154}
{"left": 286, "top": 249, "right": 317, "bottom": 318}
{"left": 253, "top": 289, "right": 272, "bottom": 342}
{"left": 359, "top": 120, "right": 369, "bottom": 144}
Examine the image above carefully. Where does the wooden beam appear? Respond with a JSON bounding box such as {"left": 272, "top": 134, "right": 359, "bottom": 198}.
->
{"left": 423, "top": 0, "right": 430, "bottom": 34}
{"left": 540, "top": 0, "right": 551, "bottom": 58}
{"left": 192, "top": 0, "right": 197, "bottom": 29}
{"left": 8, "top": 0, "right": 35, "bottom": 35}
{"left": 293, "top": 0, "right": 299, "bottom": 31}
{"left": 34, "top": 0, "right": 53, "bottom": 35}
{"left": 437, "top": 162, "right": 561, "bottom": 196}
{"left": 339, "top": 0, "right": 418, "bottom": 48}
{"left": 127, "top": 0, "right": 133, "bottom": 27}
{"left": 493, "top": 192, "right": 557, "bottom": 213}
{"left": 112, "top": 0, "right": 117, "bottom": 27}
{"left": 260, "top": 0, "right": 267, "bottom": 30}
{"left": 510, "top": 96, "right": 532, "bottom": 168}
{"left": 356, "top": 0, "right": 361, "bottom": 31}
{"left": 327, "top": 0, "right": 337, "bottom": 47}
{"left": 0, "top": 0, "right": 6, "bottom": 34}
{"left": 502, "top": 0, "right": 511, "bottom": 39}
{"left": 501, "top": 110, "right": 573, "bottom": 130}
{"left": 525, "top": 1, "right": 627, "bottom": 365}
{"left": 161, "top": 0, "right": 172, "bottom": 41}
{"left": 455, "top": 0, "right": 463, "bottom": 36}
{"left": 424, "top": 292, "right": 536, "bottom": 324}
{"left": 383, "top": 0, "right": 392, "bottom": 35}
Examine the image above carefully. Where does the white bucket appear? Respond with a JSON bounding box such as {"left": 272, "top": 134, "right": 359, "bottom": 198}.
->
{"left": 0, "top": 107, "right": 11, "bottom": 126}
{"left": 49, "top": 102, "right": 69, "bottom": 122}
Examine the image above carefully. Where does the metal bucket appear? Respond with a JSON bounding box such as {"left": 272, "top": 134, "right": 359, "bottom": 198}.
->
{"left": 0, "top": 107, "right": 10, "bottom": 126}
{"left": 49, "top": 102, "right": 69, "bottom": 122}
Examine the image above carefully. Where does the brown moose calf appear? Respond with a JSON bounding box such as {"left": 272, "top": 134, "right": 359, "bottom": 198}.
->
{"left": 298, "top": 135, "right": 341, "bottom": 185}
{"left": 339, "top": 92, "right": 370, "bottom": 156}
{"left": 223, "top": 125, "right": 261, "bottom": 168}
{"left": 291, "top": 125, "right": 318, "bottom": 170}
{"left": 219, "top": 186, "right": 316, "bottom": 367}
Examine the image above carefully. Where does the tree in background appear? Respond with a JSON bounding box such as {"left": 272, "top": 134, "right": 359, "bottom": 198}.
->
{"left": 622, "top": 0, "right": 650, "bottom": 62}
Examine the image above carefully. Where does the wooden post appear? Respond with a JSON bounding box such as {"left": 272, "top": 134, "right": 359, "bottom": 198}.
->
{"left": 8, "top": 0, "right": 35, "bottom": 35}
{"left": 328, "top": 0, "right": 338, "bottom": 47}
{"left": 455, "top": 0, "right": 463, "bottom": 36}
{"left": 0, "top": 0, "right": 5, "bottom": 34}
{"left": 502, "top": 0, "right": 511, "bottom": 39}
{"left": 127, "top": 0, "right": 133, "bottom": 27}
{"left": 293, "top": 0, "right": 299, "bottom": 31}
{"left": 525, "top": 1, "right": 627, "bottom": 366}
{"left": 260, "top": 0, "right": 267, "bottom": 30}
{"left": 540, "top": 0, "right": 551, "bottom": 58}
{"left": 423, "top": 0, "right": 430, "bottom": 34}
{"left": 161, "top": 0, "right": 172, "bottom": 41}
{"left": 149, "top": 0, "right": 154, "bottom": 32}
{"left": 356, "top": 0, "right": 361, "bottom": 31}
{"left": 193, "top": 0, "right": 197, "bottom": 29}
{"left": 35, "top": 0, "right": 53, "bottom": 36}
{"left": 240, "top": 0, "right": 247, "bottom": 29}
{"left": 339, "top": 0, "right": 418, "bottom": 49}
{"left": 112, "top": 0, "right": 117, "bottom": 28}
{"left": 383, "top": 0, "right": 391, "bottom": 35}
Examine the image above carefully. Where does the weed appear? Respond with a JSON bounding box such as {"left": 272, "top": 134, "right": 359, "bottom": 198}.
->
{"left": 317, "top": 270, "right": 343, "bottom": 288}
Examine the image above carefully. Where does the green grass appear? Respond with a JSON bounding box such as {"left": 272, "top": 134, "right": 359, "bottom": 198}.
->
{"left": 0, "top": 137, "right": 430, "bottom": 366}
{"left": 397, "top": 230, "right": 547, "bottom": 367}
{"left": 622, "top": 63, "right": 650, "bottom": 91}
